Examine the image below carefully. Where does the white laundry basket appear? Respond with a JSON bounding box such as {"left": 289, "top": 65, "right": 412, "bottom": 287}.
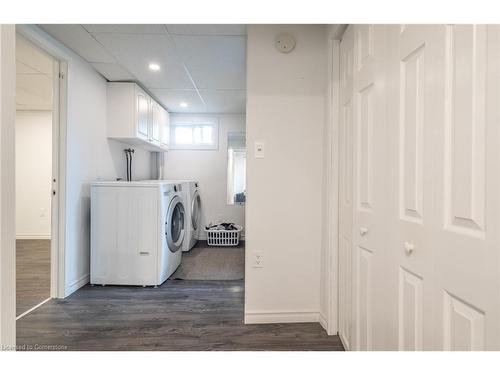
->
{"left": 205, "top": 224, "right": 243, "bottom": 246}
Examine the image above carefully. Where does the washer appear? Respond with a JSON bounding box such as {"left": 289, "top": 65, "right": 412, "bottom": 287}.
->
{"left": 142, "top": 180, "right": 201, "bottom": 252}
{"left": 90, "top": 181, "right": 185, "bottom": 286}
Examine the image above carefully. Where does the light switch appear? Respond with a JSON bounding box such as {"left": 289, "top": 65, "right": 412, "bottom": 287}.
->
{"left": 255, "top": 142, "right": 265, "bottom": 158}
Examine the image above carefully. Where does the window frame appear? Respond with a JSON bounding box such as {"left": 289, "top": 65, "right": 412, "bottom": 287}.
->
{"left": 169, "top": 115, "right": 219, "bottom": 150}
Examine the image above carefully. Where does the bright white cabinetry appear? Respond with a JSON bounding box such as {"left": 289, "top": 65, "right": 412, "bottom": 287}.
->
{"left": 160, "top": 105, "right": 170, "bottom": 148}
{"left": 150, "top": 100, "right": 161, "bottom": 144}
{"left": 107, "top": 82, "right": 169, "bottom": 152}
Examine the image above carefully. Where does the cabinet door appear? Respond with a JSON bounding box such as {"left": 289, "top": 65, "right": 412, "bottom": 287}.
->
{"left": 150, "top": 101, "right": 161, "bottom": 144}
{"left": 160, "top": 108, "right": 170, "bottom": 147}
{"left": 136, "top": 89, "right": 150, "bottom": 140}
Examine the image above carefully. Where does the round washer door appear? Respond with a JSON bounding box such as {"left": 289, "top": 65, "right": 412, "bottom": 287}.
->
{"left": 191, "top": 190, "right": 201, "bottom": 231}
{"left": 165, "top": 195, "right": 185, "bottom": 253}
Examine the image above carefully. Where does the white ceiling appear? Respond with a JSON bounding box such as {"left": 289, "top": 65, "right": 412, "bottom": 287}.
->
{"left": 38, "top": 24, "right": 247, "bottom": 114}
{"left": 16, "top": 35, "right": 54, "bottom": 111}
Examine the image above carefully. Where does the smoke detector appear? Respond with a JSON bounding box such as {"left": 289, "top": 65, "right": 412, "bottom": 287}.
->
{"left": 275, "top": 33, "right": 296, "bottom": 53}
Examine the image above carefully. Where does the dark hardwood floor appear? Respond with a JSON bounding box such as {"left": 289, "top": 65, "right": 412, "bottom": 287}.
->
{"left": 16, "top": 280, "right": 344, "bottom": 351}
{"left": 16, "top": 239, "right": 51, "bottom": 316}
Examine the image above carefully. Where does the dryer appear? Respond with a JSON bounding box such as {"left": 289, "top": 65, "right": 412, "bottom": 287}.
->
{"left": 180, "top": 180, "right": 201, "bottom": 252}
{"left": 90, "top": 181, "right": 185, "bottom": 286}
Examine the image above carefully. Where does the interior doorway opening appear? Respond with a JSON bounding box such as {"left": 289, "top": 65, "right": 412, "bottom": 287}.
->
{"left": 15, "top": 34, "right": 60, "bottom": 319}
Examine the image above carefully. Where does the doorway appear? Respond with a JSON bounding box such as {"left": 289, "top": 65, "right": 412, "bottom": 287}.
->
{"left": 15, "top": 34, "right": 60, "bottom": 318}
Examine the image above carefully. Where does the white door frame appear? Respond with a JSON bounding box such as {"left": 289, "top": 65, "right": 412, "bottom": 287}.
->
{"left": 0, "top": 24, "right": 17, "bottom": 349}
{"left": 323, "top": 25, "right": 346, "bottom": 337}
{"left": 16, "top": 25, "right": 68, "bottom": 299}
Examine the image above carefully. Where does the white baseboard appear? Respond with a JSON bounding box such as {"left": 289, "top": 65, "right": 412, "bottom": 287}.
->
{"left": 66, "top": 273, "right": 89, "bottom": 297}
{"left": 245, "top": 311, "right": 320, "bottom": 324}
{"left": 339, "top": 332, "right": 350, "bottom": 351}
{"left": 319, "top": 312, "right": 328, "bottom": 332}
{"left": 16, "top": 234, "right": 51, "bottom": 240}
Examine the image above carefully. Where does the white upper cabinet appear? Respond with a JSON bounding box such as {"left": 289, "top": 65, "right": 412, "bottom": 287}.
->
{"left": 150, "top": 100, "right": 163, "bottom": 145}
{"left": 107, "top": 82, "right": 169, "bottom": 152}
{"left": 136, "top": 87, "right": 150, "bottom": 140}
{"left": 160, "top": 106, "right": 170, "bottom": 148}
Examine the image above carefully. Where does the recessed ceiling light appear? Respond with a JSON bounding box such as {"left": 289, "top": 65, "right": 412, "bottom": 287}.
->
{"left": 148, "top": 63, "right": 160, "bottom": 71}
{"left": 179, "top": 102, "right": 188, "bottom": 108}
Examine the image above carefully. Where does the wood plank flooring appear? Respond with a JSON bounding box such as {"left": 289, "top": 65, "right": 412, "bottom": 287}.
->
{"left": 17, "top": 280, "right": 344, "bottom": 351}
{"left": 16, "top": 239, "right": 51, "bottom": 317}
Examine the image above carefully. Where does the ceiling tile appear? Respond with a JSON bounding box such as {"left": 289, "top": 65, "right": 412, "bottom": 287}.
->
{"left": 39, "top": 24, "right": 116, "bottom": 63}
{"left": 172, "top": 35, "right": 246, "bottom": 90}
{"left": 150, "top": 89, "right": 206, "bottom": 113}
{"left": 91, "top": 63, "right": 135, "bottom": 81}
{"left": 83, "top": 24, "right": 165, "bottom": 34}
{"left": 166, "top": 24, "right": 246, "bottom": 36}
{"left": 92, "top": 33, "right": 193, "bottom": 89}
{"left": 199, "top": 89, "right": 246, "bottom": 113}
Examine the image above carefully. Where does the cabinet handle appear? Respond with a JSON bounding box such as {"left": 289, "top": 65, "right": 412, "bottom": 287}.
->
{"left": 404, "top": 241, "right": 415, "bottom": 255}
{"left": 360, "top": 227, "right": 368, "bottom": 236}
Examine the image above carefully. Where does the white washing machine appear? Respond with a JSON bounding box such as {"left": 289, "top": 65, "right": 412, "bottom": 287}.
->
{"left": 142, "top": 179, "right": 201, "bottom": 252}
{"left": 90, "top": 181, "right": 185, "bottom": 286}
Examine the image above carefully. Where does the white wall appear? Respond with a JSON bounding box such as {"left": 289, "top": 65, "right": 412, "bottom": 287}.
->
{"left": 245, "top": 25, "right": 326, "bottom": 323}
{"left": 163, "top": 114, "right": 245, "bottom": 238}
{"left": 19, "top": 26, "right": 154, "bottom": 297}
{"left": 0, "top": 24, "right": 16, "bottom": 348}
{"left": 15, "top": 111, "right": 52, "bottom": 239}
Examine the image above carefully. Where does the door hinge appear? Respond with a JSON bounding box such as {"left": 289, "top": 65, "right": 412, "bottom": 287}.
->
{"left": 59, "top": 72, "right": 65, "bottom": 79}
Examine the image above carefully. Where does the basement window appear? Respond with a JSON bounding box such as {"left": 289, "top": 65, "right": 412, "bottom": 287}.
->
{"left": 170, "top": 116, "right": 219, "bottom": 150}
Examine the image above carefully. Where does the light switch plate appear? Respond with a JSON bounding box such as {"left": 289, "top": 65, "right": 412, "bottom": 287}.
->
{"left": 255, "top": 142, "right": 265, "bottom": 158}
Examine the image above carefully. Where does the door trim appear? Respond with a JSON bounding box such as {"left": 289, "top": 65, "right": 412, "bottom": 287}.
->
{"left": 17, "top": 25, "right": 69, "bottom": 299}
{"left": 323, "top": 34, "right": 342, "bottom": 336}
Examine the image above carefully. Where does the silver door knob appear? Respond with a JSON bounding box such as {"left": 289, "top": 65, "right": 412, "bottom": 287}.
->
{"left": 360, "top": 227, "right": 368, "bottom": 236}
{"left": 404, "top": 241, "right": 415, "bottom": 254}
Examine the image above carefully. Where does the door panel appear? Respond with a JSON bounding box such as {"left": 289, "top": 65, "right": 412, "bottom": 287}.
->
{"left": 358, "top": 246, "right": 373, "bottom": 350}
{"left": 400, "top": 44, "right": 424, "bottom": 223}
{"left": 444, "top": 25, "right": 486, "bottom": 235}
{"left": 386, "top": 24, "right": 499, "bottom": 350}
{"left": 136, "top": 90, "right": 150, "bottom": 139}
{"left": 434, "top": 24, "right": 499, "bottom": 350}
{"left": 398, "top": 267, "right": 423, "bottom": 350}
{"left": 443, "top": 291, "right": 485, "bottom": 350}
{"left": 352, "top": 25, "right": 389, "bottom": 350}
{"left": 338, "top": 26, "right": 354, "bottom": 350}
{"left": 150, "top": 101, "right": 161, "bottom": 144}
{"left": 338, "top": 24, "right": 499, "bottom": 351}
{"left": 356, "top": 83, "right": 374, "bottom": 212}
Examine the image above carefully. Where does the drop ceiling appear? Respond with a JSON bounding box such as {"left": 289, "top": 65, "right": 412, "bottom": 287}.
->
{"left": 38, "top": 24, "right": 247, "bottom": 114}
{"left": 16, "top": 35, "right": 54, "bottom": 111}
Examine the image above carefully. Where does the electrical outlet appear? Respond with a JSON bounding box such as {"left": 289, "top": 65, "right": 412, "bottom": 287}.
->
{"left": 253, "top": 252, "right": 264, "bottom": 268}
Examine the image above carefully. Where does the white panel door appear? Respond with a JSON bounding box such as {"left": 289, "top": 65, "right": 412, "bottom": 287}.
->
{"left": 352, "top": 25, "right": 391, "bottom": 350}
{"left": 386, "top": 25, "right": 448, "bottom": 351}
{"left": 338, "top": 26, "right": 354, "bottom": 350}
{"left": 386, "top": 24, "right": 500, "bottom": 350}
{"left": 434, "top": 25, "right": 499, "bottom": 350}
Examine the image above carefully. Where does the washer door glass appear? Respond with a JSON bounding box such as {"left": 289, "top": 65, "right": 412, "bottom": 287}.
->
{"left": 191, "top": 190, "right": 201, "bottom": 231}
{"left": 166, "top": 196, "right": 185, "bottom": 253}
